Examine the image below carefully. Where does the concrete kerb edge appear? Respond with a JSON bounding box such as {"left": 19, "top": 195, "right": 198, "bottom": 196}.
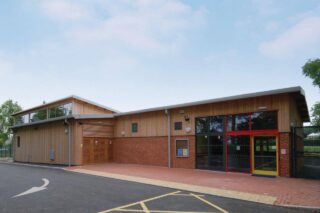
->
{"left": 65, "top": 168, "right": 277, "bottom": 206}
{"left": 0, "top": 161, "right": 64, "bottom": 170}
{"left": 278, "top": 204, "right": 320, "bottom": 210}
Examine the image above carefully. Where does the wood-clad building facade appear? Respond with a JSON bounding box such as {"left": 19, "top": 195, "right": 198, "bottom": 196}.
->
{"left": 11, "top": 87, "right": 309, "bottom": 177}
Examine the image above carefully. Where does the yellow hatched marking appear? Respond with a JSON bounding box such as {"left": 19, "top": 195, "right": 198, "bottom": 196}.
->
{"left": 172, "top": 194, "right": 205, "bottom": 197}
{"left": 112, "top": 210, "right": 219, "bottom": 213}
{"left": 190, "top": 193, "right": 229, "bottom": 213}
{"left": 140, "top": 202, "right": 150, "bottom": 213}
{"left": 99, "top": 191, "right": 181, "bottom": 213}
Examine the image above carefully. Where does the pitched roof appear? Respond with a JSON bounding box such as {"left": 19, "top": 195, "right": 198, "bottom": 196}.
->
{"left": 115, "top": 86, "right": 310, "bottom": 122}
{"left": 12, "top": 95, "right": 120, "bottom": 116}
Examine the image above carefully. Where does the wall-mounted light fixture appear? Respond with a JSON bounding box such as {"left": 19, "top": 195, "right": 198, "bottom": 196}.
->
{"left": 258, "top": 106, "right": 268, "bottom": 110}
{"left": 121, "top": 131, "right": 125, "bottom": 136}
{"left": 184, "top": 114, "right": 190, "bottom": 121}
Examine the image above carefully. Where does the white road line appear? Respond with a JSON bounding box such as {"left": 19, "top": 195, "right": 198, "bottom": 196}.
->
{"left": 12, "top": 178, "right": 49, "bottom": 198}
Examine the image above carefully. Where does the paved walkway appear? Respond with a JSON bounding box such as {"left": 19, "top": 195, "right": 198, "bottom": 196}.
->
{"left": 66, "top": 163, "right": 320, "bottom": 208}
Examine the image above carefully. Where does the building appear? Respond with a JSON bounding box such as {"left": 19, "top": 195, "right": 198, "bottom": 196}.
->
{"left": 11, "top": 86, "right": 309, "bottom": 177}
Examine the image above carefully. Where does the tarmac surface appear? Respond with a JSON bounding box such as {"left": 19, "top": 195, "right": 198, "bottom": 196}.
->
{"left": 0, "top": 163, "right": 316, "bottom": 213}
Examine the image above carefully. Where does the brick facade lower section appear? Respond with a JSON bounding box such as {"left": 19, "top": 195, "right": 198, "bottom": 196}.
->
{"left": 113, "top": 136, "right": 195, "bottom": 169}
{"left": 171, "top": 136, "right": 195, "bottom": 169}
{"left": 279, "top": 132, "right": 291, "bottom": 177}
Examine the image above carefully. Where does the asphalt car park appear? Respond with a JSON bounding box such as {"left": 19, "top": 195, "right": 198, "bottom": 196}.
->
{"left": 0, "top": 163, "right": 315, "bottom": 213}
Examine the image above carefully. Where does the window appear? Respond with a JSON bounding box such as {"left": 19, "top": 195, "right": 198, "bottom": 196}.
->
{"left": 30, "top": 109, "right": 47, "bottom": 122}
{"left": 176, "top": 140, "right": 189, "bottom": 157}
{"left": 228, "top": 114, "right": 249, "bottom": 131}
{"left": 227, "top": 136, "right": 250, "bottom": 172}
{"left": 132, "top": 123, "right": 138, "bottom": 133}
{"left": 174, "top": 122, "right": 182, "bottom": 130}
{"left": 209, "top": 116, "right": 224, "bottom": 134}
{"left": 196, "top": 117, "right": 209, "bottom": 134}
{"left": 17, "top": 136, "right": 20, "bottom": 148}
{"left": 15, "top": 114, "right": 29, "bottom": 125}
{"left": 251, "top": 111, "right": 277, "bottom": 130}
{"left": 49, "top": 103, "right": 73, "bottom": 119}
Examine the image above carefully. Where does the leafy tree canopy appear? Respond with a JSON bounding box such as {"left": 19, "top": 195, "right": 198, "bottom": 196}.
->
{"left": 302, "top": 58, "right": 320, "bottom": 126}
{"left": 0, "top": 100, "right": 22, "bottom": 147}
{"left": 302, "top": 58, "right": 320, "bottom": 88}
{"left": 311, "top": 102, "right": 320, "bottom": 126}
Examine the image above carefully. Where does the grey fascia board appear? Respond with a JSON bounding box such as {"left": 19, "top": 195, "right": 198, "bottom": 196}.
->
{"left": 73, "top": 114, "right": 115, "bottom": 119}
{"left": 115, "top": 86, "right": 304, "bottom": 116}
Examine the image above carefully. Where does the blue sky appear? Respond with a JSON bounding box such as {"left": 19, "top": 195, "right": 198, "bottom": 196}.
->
{"left": 0, "top": 0, "right": 319, "bottom": 114}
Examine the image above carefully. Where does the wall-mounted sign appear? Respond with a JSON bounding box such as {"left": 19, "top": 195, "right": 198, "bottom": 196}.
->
{"left": 236, "top": 145, "right": 240, "bottom": 151}
{"left": 281, "top": 149, "right": 286, "bottom": 155}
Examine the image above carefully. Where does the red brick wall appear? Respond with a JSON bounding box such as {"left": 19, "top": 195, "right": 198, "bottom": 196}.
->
{"left": 113, "top": 136, "right": 196, "bottom": 169}
{"left": 113, "top": 137, "right": 168, "bottom": 166}
{"left": 279, "top": 132, "right": 291, "bottom": 177}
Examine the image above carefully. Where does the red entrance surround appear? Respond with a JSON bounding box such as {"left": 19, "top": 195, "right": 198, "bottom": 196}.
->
{"left": 224, "top": 111, "right": 279, "bottom": 175}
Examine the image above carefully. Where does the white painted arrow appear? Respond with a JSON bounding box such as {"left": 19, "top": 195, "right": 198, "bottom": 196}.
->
{"left": 13, "top": 178, "right": 49, "bottom": 198}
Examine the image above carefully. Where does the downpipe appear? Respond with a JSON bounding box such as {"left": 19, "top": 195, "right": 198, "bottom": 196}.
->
{"left": 165, "top": 109, "right": 171, "bottom": 168}
{"left": 64, "top": 119, "right": 72, "bottom": 167}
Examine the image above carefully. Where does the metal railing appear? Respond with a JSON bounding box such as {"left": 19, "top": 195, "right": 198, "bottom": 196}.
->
{"left": 0, "top": 145, "right": 12, "bottom": 158}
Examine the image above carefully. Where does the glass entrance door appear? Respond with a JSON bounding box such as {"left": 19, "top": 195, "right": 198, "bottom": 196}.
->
{"left": 252, "top": 136, "right": 278, "bottom": 176}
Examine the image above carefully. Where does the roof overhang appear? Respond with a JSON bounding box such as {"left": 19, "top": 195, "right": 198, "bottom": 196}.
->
{"left": 10, "top": 114, "right": 114, "bottom": 129}
{"left": 292, "top": 91, "right": 310, "bottom": 122}
{"left": 114, "top": 86, "right": 310, "bottom": 118}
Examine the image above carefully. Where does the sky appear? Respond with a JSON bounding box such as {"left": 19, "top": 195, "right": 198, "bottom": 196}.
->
{"left": 0, "top": 0, "right": 319, "bottom": 114}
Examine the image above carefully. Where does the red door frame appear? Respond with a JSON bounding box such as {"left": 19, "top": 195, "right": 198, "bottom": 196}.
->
{"left": 224, "top": 111, "right": 279, "bottom": 174}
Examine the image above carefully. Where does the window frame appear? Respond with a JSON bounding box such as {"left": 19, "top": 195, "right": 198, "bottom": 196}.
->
{"left": 17, "top": 136, "right": 20, "bottom": 148}
{"left": 132, "top": 122, "right": 138, "bottom": 133}
{"left": 174, "top": 121, "right": 183, "bottom": 131}
{"left": 175, "top": 139, "right": 189, "bottom": 158}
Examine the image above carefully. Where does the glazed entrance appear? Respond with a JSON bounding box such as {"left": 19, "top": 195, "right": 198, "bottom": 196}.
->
{"left": 195, "top": 111, "right": 279, "bottom": 175}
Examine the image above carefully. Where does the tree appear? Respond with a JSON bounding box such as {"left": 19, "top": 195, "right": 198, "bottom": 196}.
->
{"left": 311, "top": 102, "right": 320, "bottom": 126}
{"left": 0, "top": 100, "right": 22, "bottom": 147}
{"left": 302, "top": 59, "right": 320, "bottom": 88}
{"left": 302, "top": 58, "right": 320, "bottom": 126}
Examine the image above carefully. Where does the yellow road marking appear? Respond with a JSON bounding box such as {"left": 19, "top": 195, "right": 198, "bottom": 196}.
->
{"left": 172, "top": 194, "right": 205, "bottom": 197}
{"left": 140, "top": 202, "right": 150, "bottom": 213}
{"left": 99, "top": 191, "right": 181, "bottom": 213}
{"left": 190, "top": 193, "right": 229, "bottom": 213}
{"left": 111, "top": 210, "right": 219, "bottom": 213}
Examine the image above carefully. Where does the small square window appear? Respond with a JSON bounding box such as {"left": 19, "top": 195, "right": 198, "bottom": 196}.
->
{"left": 174, "top": 122, "right": 183, "bottom": 130}
{"left": 17, "top": 136, "right": 20, "bottom": 148}
{"left": 176, "top": 140, "right": 189, "bottom": 157}
{"left": 132, "top": 123, "right": 138, "bottom": 133}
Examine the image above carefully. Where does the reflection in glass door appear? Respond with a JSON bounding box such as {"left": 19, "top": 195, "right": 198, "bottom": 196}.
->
{"left": 252, "top": 136, "right": 278, "bottom": 176}
{"left": 195, "top": 116, "right": 225, "bottom": 171}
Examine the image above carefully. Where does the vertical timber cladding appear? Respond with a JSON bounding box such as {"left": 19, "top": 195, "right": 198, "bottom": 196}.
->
{"left": 113, "top": 94, "right": 290, "bottom": 169}
{"left": 80, "top": 119, "right": 114, "bottom": 164}
{"left": 13, "top": 121, "right": 70, "bottom": 165}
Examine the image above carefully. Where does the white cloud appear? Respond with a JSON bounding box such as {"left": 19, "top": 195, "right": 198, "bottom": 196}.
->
{"left": 40, "top": 0, "right": 206, "bottom": 52}
{"left": 259, "top": 16, "right": 320, "bottom": 58}
{"left": 40, "top": 0, "right": 90, "bottom": 21}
